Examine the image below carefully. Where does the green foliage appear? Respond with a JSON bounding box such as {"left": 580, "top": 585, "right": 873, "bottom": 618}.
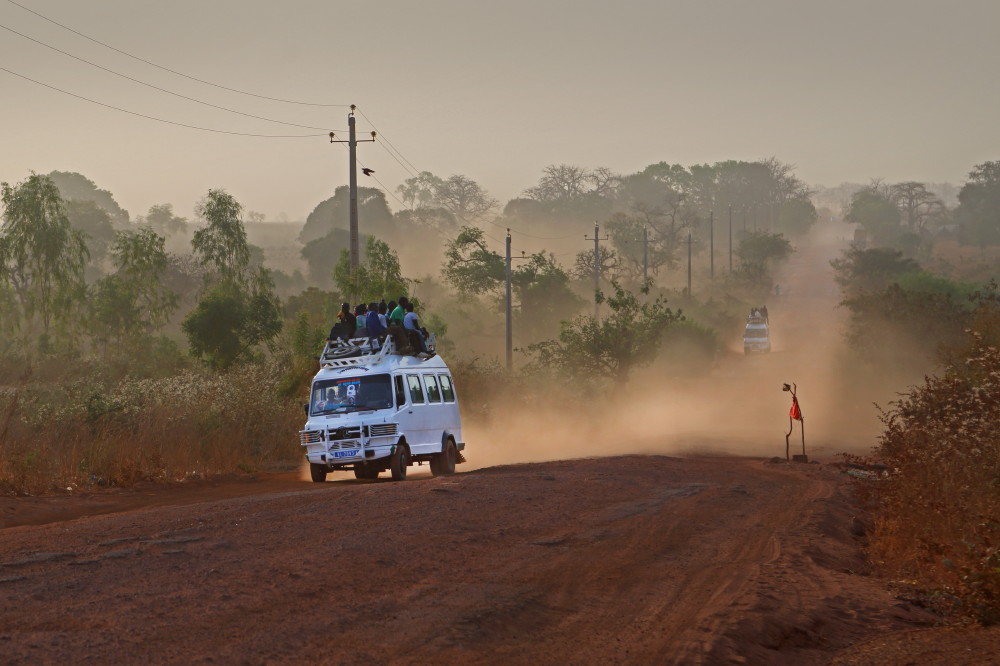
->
{"left": 956, "top": 160, "right": 1000, "bottom": 247}
{"left": 142, "top": 203, "right": 188, "bottom": 237}
{"left": 65, "top": 199, "right": 115, "bottom": 269}
{"left": 845, "top": 189, "right": 903, "bottom": 247}
{"left": 333, "top": 235, "right": 408, "bottom": 301}
{"left": 45, "top": 170, "right": 129, "bottom": 226}
{"left": 775, "top": 198, "right": 818, "bottom": 236}
{"left": 182, "top": 276, "right": 282, "bottom": 370}
{"left": 0, "top": 173, "right": 89, "bottom": 340}
{"left": 192, "top": 189, "right": 250, "bottom": 281}
{"left": 841, "top": 283, "right": 969, "bottom": 368}
{"left": 525, "top": 281, "right": 682, "bottom": 385}
{"left": 657, "top": 319, "right": 719, "bottom": 377}
{"left": 831, "top": 247, "right": 922, "bottom": 295}
{"left": 88, "top": 228, "right": 178, "bottom": 346}
{"left": 441, "top": 226, "right": 505, "bottom": 295}
{"left": 300, "top": 228, "right": 352, "bottom": 284}
{"left": 736, "top": 231, "right": 792, "bottom": 280}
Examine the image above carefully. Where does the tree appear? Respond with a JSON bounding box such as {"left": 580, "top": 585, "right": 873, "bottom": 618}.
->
{"left": 333, "top": 236, "right": 409, "bottom": 302}
{"left": 298, "top": 186, "right": 394, "bottom": 244}
{"left": 526, "top": 282, "right": 681, "bottom": 385}
{"left": 775, "top": 198, "right": 818, "bottom": 236}
{"left": 0, "top": 173, "right": 88, "bottom": 342}
{"left": 736, "top": 231, "right": 793, "bottom": 279}
{"left": 65, "top": 199, "right": 116, "bottom": 270}
{"left": 142, "top": 203, "right": 188, "bottom": 237}
{"left": 192, "top": 190, "right": 251, "bottom": 281}
{"left": 396, "top": 171, "right": 444, "bottom": 209}
{"left": 573, "top": 245, "right": 621, "bottom": 282}
{"left": 184, "top": 189, "right": 282, "bottom": 368}
{"left": 956, "top": 161, "right": 1000, "bottom": 247}
{"left": 830, "top": 247, "right": 921, "bottom": 295}
{"left": 432, "top": 175, "right": 497, "bottom": 223}
{"left": 45, "top": 170, "right": 129, "bottom": 227}
{"left": 890, "top": 182, "right": 945, "bottom": 232}
{"left": 441, "top": 226, "right": 505, "bottom": 296}
{"left": 89, "top": 227, "right": 179, "bottom": 347}
{"left": 301, "top": 228, "right": 353, "bottom": 284}
{"left": 845, "top": 188, "right": 903, "bottom": 247}
{"left": 182, "top": 277, "right": 282, "bottom": 370}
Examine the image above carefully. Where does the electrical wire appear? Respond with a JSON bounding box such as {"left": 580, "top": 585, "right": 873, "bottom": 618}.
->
{"left": 0, "top": 65, "right": 326, "bottom": 138}
{"left": 0, "top": 23, "right": 341, "bottom": 132}
{"left": 4, "top": 0, "right": 350, "bottom": 107}
{"left": 355, "top": 107, "right": 421, "bottom": 176}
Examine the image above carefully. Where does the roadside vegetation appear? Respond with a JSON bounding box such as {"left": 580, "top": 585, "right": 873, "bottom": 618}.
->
{"left": 832, "top": 161, "right": 1000, "bottom": 625}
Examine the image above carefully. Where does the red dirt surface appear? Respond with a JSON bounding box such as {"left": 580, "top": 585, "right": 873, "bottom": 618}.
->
{"left": 4, "top": 455, "right": 997, "bottom": 664}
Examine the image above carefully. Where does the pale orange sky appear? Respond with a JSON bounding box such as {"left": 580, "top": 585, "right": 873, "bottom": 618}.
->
{"left": 2, "top": 0, "right": 997, "bottom": 222}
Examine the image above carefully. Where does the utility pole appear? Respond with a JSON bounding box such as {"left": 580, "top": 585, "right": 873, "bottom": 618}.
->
{"left": 687, "top": 231, "right": 692, "bottom": 297}
{"left": 642, "top": 226, "right": 649, "bottom": 286}
{"left": 329, "top": 104, "right": 375, "bottom": 298}
{"left": 728, "top": 204, "right": 733, "bottom": 273}
{"left": 584, "top": 222, "right": 608, "bottom": 318}
{"left": 709, "top": 210, "right": 714, "bottom": 280}
{"left": 505, "top": 229, "right": 513, "bottom": 372}
{"left": 743, "top": 206, "right": 747, "bottom": 233}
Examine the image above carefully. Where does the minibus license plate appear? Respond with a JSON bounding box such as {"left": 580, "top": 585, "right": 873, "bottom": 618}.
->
{"left": 332, "top": 449, "right": 359, "bottom": 459}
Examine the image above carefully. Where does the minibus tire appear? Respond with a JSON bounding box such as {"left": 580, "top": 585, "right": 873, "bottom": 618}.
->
{"left": 390, "top": 445, "right": 410, "bottom": 481}
{"left": 309, "top": 463, "right": 328, "bottom": 483}
{"left": 326, "top": 345, "right": 361, "bottom": 359}
{"left": 431, "top": 439, "right": 457, "bottom": 477}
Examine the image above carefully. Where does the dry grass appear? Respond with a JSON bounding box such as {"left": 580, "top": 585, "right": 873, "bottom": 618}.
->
{"left": 0, "top": 361, "right": 302, "bottom": 495}
{"left": 867, "top": 336, "right": 1000, "bottom": 624}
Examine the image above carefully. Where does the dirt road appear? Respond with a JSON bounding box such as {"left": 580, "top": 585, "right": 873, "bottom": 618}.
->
{"left": 1, "top": 455, "right": 965, "bottom": 665}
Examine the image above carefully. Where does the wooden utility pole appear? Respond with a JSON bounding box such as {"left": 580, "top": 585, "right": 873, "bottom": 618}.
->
{"left": 584, "top": 222, "right": 608, "bottom": 318}
{"left": 329, "top": 105, "right": 375, "bottom": 299}
{"left": 686, "top": 231, "right": 692, "bottom": 296}
{"left": 643, "top": 226, "right": 649, "bottom": 286}
{"left": 505, "top": 229, "right": 512, "bottom": 372}
{"left": 709, "top": 210, "right": 714, "bottom": 280}
{"left": 728, "top": 204, "right": 733, "bottom": 273}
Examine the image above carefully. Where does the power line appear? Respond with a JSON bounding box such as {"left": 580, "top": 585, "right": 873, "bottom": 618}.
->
{"left": 355, "top": 107, "right": 422, "bottom": 175}
{"left": 4, "top": 0, "right": 350, "bottom": 107}
{"left": 0, "top": 66, "right": 326, "bottom": 138}
{"left": 0, "top": 22, "right": 341, "bottom": 132}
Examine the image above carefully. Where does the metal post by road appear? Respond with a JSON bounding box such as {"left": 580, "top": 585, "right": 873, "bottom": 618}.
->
{"left": 687, "top": 232, "right": 692, "bottom": 296}
{"left": 728, "top": 204, "right": 733, "bottom": 272}
{"left": 709, "top": 210, "right": 714, "bottom": 280}
{"left": 584, "top": 222, "right": 608, "bottom": 319}
{"left": 505, "top": 229, "right": 513, "bottom": 372}
{"left": 643, "top": 226, "right": 648, "bottom": 286}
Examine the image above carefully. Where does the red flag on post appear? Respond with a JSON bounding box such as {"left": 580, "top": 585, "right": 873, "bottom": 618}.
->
{"left": 789, "top": 396, "right": 802, "bottom": 421}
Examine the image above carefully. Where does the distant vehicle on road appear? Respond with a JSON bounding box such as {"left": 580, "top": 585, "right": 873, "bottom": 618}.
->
{"left": 744, "top": 312, "right": 771, "bottom": 354}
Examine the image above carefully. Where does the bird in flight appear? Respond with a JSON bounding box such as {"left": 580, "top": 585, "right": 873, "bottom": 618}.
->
{"left": 362, "top": 168, "right": 375, "bottom": 176}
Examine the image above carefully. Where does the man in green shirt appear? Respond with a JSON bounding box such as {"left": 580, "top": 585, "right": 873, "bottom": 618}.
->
{"left": 388, "top": 296, "right": 408, "bottom": 327}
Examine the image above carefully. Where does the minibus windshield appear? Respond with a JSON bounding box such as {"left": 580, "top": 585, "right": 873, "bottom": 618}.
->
{"left": 310, "top": 374, "right": 393, "bottom": 415}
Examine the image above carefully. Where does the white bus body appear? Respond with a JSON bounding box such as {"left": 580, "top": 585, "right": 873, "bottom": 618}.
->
{"left": 299, "top": 337, "right": 464, "bottom": 482}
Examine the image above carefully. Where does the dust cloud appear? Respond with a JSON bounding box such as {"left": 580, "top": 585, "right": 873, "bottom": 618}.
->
{"left": 465, "top": 220, "right": 889, "bottom": 470}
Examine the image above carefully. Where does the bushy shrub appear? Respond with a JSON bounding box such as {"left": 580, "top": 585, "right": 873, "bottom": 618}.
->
{"left": 0, "top": 361, "right": 302, "bottom": 494}
{"left": 870, "top": 335, "right": 1000, "bottom": 624}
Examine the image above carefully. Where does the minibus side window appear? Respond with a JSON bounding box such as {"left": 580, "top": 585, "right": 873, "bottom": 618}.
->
{"left": 407, "top": 374, "right": 425, "bottom": 404}
{"left": 394, "top": 375, "right": 406, "bottom": 408}
{"left": 439, "top": 375, "right": 455, "bottom": 402}
{"left": 424, "top": 374, "right": 441, "bottom": 403}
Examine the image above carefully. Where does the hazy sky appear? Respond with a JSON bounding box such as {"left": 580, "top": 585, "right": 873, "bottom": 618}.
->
{"left": 2, "top": 0, "right": 998, "bottom": 222}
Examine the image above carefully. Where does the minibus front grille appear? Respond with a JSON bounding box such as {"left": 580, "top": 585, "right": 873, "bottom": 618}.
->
{"left": 300, "top": 430, "right": 324, "bottom": 445}
{"left": 367, "top": 424, "right": 398, "bottom": 437}
{"left": 327, "top": 426, "right": 362, "bottom": 442}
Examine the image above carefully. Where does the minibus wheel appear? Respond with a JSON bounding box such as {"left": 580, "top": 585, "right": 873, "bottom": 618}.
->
{"left": 431, "top": 439, "right": 457, "bottom": 477}
{"left": 390, "top": 445, "right": 410, "bottom": 481}
{"left": 309, "top": 463, "right": 328, "bottom": 483}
